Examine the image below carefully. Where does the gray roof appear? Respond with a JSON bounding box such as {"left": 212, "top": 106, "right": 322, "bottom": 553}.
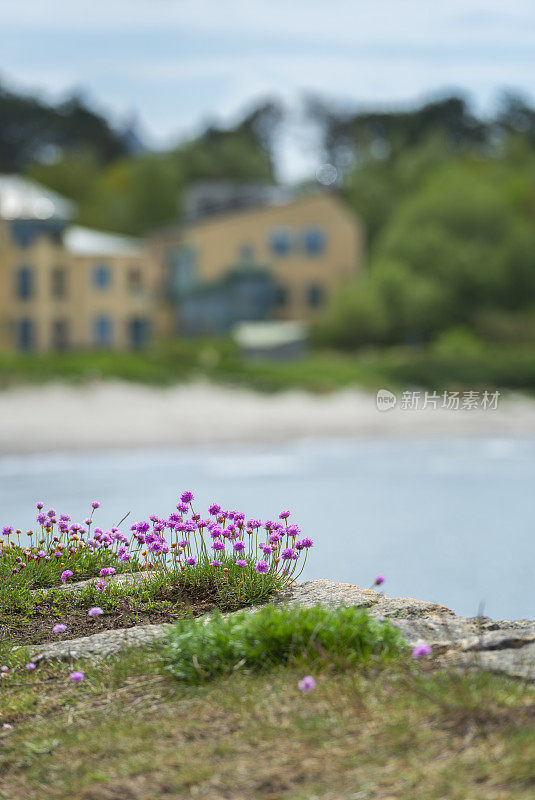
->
{"left": 0, "top": 175, "right": 75, "bottom": 221}
{"left": 64, "top": 225, "right": 142, "bottom": 257}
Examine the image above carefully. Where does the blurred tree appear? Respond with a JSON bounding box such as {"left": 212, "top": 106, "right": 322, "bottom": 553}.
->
{"left": 0, "top": 84, "right": 128, "bottom": 171}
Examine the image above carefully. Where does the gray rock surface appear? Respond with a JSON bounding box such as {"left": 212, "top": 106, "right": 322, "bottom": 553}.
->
{"left": 29, "top": 578, "right": 535, "bottom": 680}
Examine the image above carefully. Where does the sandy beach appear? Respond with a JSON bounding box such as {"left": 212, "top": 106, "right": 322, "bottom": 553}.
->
{"left": 0, "top": 380, "right": 534, "bottom": 454}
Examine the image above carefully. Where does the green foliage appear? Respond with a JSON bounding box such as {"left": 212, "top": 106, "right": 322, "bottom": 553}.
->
{"left": 162, "top": 604, "right": 404, "bottom": 683}
{"left": 0, "top": 84, "right": 128, "bottom": 172}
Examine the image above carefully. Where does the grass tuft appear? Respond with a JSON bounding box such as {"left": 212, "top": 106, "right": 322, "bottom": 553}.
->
{"left": 162, "top": 603, "right": 404, "bottom": 683}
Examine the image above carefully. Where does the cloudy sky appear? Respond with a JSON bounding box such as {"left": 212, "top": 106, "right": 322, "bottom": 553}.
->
{"left": 2, "top": 0, "right": 534, "bottom": 178}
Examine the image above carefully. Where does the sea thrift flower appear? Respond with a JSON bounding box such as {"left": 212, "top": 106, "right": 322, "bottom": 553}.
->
{"left": 1, "top": 666, "right": 8, "bottom": 672}
{"left": 281, "top": 548, "right": 294, "bottom": 560}
{"left": 298, "top": 676, "right": 316, "bottom": 693}
{"left": 375, "top": 575, "right": 385, "bottom": 586}
{"left": 255, "top": 560, "right": 269, "bottom": 573}
{"left": 233, "top": 540, "right": 245, "bottom": 552}
{"left": 88, "top": 607, "right": 103, "bottom": 617}
{"left": 95, "top": 580, "right": 106, "bottom": 591}
{"left": 209, "top": 503, "right": 221, "bottom": 515}
{"left": 99, "top": 567, "right": 116, "bottom": 577}
{"left": 212, "top": 541, "right": 225, "bottom": 551}
{"left": 60, "top": 570, "right": 73, "bottom": 583}
{"left": 91, "top": 501, "right": 100, "bottom": 509}
{"left": 185, "top": 556, "right": 197, "bottom": 566}
{"left": 412, "top": 642, "right": 432, "bottom": 659}
{"left": 36, "top": 502, "right": 44, "bottom": 510}
{"left": 70, "top": 671, "right": 84, "bottom": 683}
{"left": 25, "top": 663, "right": 36, "bottom": 671}
{"left": 52, "top": 624, "right": 67, "bottom": 634}
{"left": 210, "top": 559, "right": 222, "bottom": 567}
{"left": 181, "top": 491, "right": 194, "bottom": 503}
{"left": 236, "top": 560, "right": 247, "bottom": 568}
{"left": 279, "top": 510, "right": 290, "bottom": 519}
{"left": 2, "top": 723, "right": 13, "bottom": 730}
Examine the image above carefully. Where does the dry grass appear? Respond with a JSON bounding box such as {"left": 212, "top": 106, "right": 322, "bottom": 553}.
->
{"left": 1, "top": 646, "right": 534, "bottom": 800}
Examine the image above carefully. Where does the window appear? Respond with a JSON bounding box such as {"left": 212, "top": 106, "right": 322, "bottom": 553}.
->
{"left": 306, "top": 283, "right": 326, "bottom": 308}
{"left": 16, "top": 266, "right": 34, "bottom": 300}
{"left": 303, "top": 227, "right": 326, "bottom": 256}
{"left": 269, "top": 229, "right": 291, "bottom": 257}
{"left": 92, "top": 263, "right": 112, "bottom": 290}
{"left": 52, "top": 319, "right": 69, "bottom": 350}
{"left": 16, "top": 318, "right": 34, "bottom": 350}
{"left": 169, "top": 245, "right": 196, "bottom": 295}
{"left": 127, "top": 267, "right": 142, "bottom": 294}
{"left": 128, "top": 317, "right": 151, "bottom": 349}
{"left": 275, "top": 286, "right": 289, "bottom": 307}
{"left": 93, "top": 315, "right": 113, "bottom": 347}
{"left": 51, "top": 267, "right": 67, "bottom": 299}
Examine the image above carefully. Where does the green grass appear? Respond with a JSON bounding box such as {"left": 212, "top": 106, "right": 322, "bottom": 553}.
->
{"left": 0, "top": 636, "right": 534, "bottom": 800}
{"left": 162, "top": 604, "right": 404, "bottom": 683}
{"left": 2, "top": 339, "right": 535, "bottom": 393}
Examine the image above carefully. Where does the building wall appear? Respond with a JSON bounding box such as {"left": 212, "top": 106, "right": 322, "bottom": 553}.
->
{"left": 0, "top": 218, "right": 164, "bottom": 352}
{"left": 151, "top": 192, "right": 364, "bottom": 323}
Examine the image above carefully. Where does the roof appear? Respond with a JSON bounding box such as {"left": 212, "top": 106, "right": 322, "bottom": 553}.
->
{"left": 152, "top": 189, "right": 344, "bottom": 241}
{"left": 233, "top": 321, "right": 307, "bottom": 349}
{"left": 64, "top": 225, "right": 142, "bottom": 257}
{"left": 0, "top": 175, "right": 75, "bottom": 221}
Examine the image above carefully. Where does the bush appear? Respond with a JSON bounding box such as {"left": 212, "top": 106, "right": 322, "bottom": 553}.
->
{"left": 162, "top": 604, "right": 404, "bottom": 683}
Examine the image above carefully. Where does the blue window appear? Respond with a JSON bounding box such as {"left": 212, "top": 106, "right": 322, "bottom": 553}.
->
{"left": 92, "top": 263, "right": 112, "bottom": 290}
{"left": 307, "top": 284, "right": 326, "bottom": 308}
{"left": 269, "top": 229, "right": 291, "bottom": 257}
{"left": 93, "top": 315, "right": 113, "bottom": 346}
{"left": 303, "top": 227, "right": 326, "bottom": 256}
{"left": 17, "top": 318, "right": 34, "bottom": 350}
{"left": 16, "top": 266, "right": 34, "bottom": 300}
{"left": 129, "top": 317, "right": 151, "bottom": 350}
{"left": 169, "top": 246, "right": 196, "bottom": 296}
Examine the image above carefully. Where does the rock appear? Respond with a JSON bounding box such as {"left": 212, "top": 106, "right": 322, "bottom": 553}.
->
{"left": 28, "top": 579, "right": 535, "bottom": 681}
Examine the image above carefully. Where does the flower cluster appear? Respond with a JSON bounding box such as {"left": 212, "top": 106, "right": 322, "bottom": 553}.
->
{"left": 127, "top": 491, "right": 312, "bottom": 586}
{"left": 2, "top": 492, "right": 312, "bottom": 596}
{"left": 0, "top": 502, "right": 135, "bottom": 589}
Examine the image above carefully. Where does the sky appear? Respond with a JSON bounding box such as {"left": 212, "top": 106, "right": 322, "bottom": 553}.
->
{"left": 2, "top": 0, "right": 535, "bottom": 180}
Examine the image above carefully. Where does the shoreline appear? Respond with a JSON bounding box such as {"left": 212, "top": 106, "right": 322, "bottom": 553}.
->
{"left": 1, "top": 379, "right": 535, "bottom": 455}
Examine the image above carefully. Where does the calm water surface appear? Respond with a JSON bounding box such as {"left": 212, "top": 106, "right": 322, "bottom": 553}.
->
{"left": 1, "top": 437, "right": 533, "bottom": 620}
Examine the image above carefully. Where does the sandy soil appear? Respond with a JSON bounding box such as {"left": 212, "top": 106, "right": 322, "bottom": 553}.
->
{"left": 0, "top": 380, "right": 534, "bottom": 454}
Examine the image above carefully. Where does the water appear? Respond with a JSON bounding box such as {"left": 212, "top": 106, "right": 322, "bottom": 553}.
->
{"left": 1, "top": 437, "right": 533, "bottom": 620}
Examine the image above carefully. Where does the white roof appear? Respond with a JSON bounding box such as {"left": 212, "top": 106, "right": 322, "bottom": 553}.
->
{"left": 0, "top": 175, "right": 75, "bottom": 221}
{"left": 64, "top": 225, "right": 142, "bottom": 257}
{"left": 233, "top": 321, "right": 307, "bottom": 349}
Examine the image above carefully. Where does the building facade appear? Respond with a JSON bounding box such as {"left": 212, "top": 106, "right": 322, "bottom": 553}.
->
{"left": 0, "top": 176, "right": 162, "bottom": 352}
{"left": 150, "top": 191, "right": 364, "bottom": 335}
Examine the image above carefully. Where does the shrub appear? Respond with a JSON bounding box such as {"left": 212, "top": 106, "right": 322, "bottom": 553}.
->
{"left": 162, "top": 604, "right": 404, "bottom": 683}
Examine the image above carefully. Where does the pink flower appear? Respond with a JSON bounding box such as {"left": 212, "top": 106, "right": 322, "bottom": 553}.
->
{"left": 375, "top": 575, "right": 385, "bottom": 586}
{"left": 2, "top": 723, "right": 13, "bottom": 730}
{"left": 70, "top": 671, "right": 84, "bottom": 683}
{"left": 60, "top": 570, "right": 73, "bottom": 583}
{"left": 298, "top": 676, "right": 316, "bottom": 693}
{"left": 25, "top": 662, "right": 36, "bottom": 671}
{"left": 412, "top": 642, "right": 432, "bottom": 659}
{"left": 88, "top": 607, "right": 103, "bottom": 617}
{"left": 52, "top": 624, "right": 67, "bottom": 634}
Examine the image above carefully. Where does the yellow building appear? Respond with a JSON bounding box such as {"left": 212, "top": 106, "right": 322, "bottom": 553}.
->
{"left": 150, "top": 190, "right": 363, "bottom": 334}
{"left": 0, "top": 176, "right": 162, "bottom": 351}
